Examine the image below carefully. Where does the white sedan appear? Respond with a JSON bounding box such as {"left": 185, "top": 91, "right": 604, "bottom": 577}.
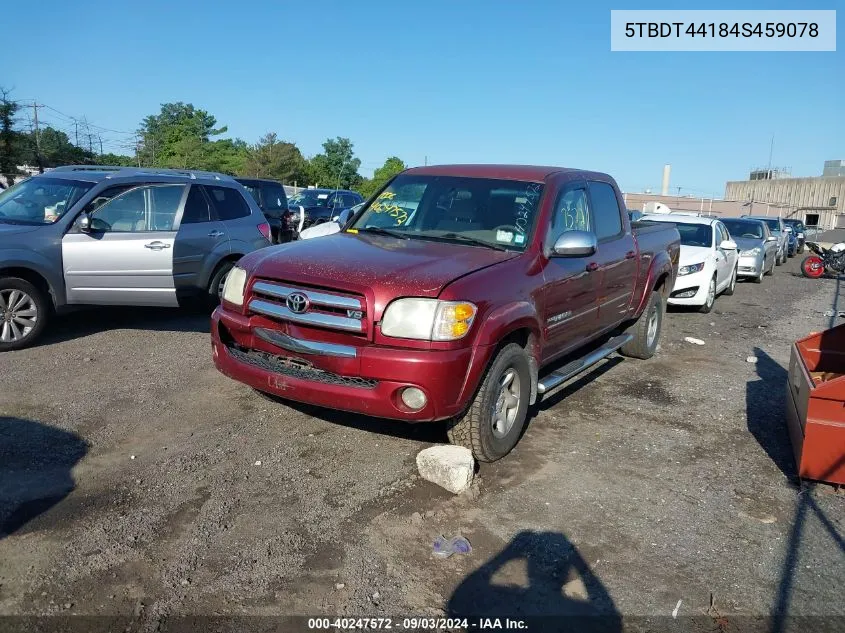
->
{"left": 644, "top": 214, "right": 739, "bottom": 313}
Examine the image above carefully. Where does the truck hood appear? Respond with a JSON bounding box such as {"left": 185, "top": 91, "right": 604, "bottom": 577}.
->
{"left": 243, "top": 232, "right": 519, "bottom": 314}
{"left": 678, "top": 245, "right": 712, "bottom": 267}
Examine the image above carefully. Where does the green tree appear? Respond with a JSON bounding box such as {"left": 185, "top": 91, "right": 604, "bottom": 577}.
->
{"left": 96, "top": 152, "right": 136, "bottom": 167}
{"left": 241, "top": 132, "right": 308, "bottom": 184}
{"left": 357, "top": 156, "right": 407, "bottom": 198}
{"left": 308, "top": 137, "right": 362, "bottom": 189}
{"left": 137, "top": 102, "right": 227, "bottom": 169}
{"left": 0, "top": 88, "right": 21, "bottom": 187}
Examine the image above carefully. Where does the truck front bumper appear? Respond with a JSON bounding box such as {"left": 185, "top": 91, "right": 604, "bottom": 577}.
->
{"left": 211, "top": 307, "right": 486, "bottom": 422}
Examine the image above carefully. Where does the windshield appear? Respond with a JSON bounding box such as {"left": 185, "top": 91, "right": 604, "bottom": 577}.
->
{"left": 675, "top": 223, "right": 712, "bottom": 247}
{"left": 784, "top": 220, "right": 805, "bottom": 231}
{"left": 760, "top": 218, "right": 781, "bottom": 233}
{"left": 0, "top": 177, "right": 93, "bottom": 225}
{"left": 722, "top": 220, "right": 763, "bottom": 239}
{"left": 350, "top": 175, "right": 545, "bottom": 251}
{"left": 288, "top": 190, "right": 329, "bottom": 208}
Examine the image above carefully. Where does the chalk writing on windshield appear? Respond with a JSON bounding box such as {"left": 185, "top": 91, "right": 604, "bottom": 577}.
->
{"left": 370, "top": 190, "right": 409, "bottom": 225}
{"left": 515, "top": 183, "right": 543, "bottom": 235}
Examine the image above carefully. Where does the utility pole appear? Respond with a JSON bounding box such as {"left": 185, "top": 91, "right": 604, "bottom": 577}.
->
{"left": 98, "top": 134, "right": 103, "bottom": 155}
{"left": 32, "top": 102, "right": 43, "bottom": 173}
{"left": 424, "top": 155, "right": 428, "bottom": 166}
{"left": 74, "top": 121, "right": 79, "bottom": 146}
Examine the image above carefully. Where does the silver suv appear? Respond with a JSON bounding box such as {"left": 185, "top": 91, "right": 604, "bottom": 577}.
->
{"left": 0, "top": 166, "right": 271, "bottom": 350}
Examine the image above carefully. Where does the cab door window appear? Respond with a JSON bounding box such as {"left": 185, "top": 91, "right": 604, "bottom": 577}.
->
{"left": 85, "top": 184, "right": 184, "bottom": 232}
{"left": 551, "top": 187, "right": 591, "bottom": 239}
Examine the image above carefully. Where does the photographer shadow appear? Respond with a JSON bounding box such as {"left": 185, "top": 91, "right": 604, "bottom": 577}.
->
{"left": 447, "top": 530, "right": 621, "bottom": 633}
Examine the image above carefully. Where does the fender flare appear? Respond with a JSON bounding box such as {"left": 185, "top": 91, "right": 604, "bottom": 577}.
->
{"left": 456, "top": 301, "right": 543, "bottom": 407}
{"left": 0, "top": 250, "right": 65, "bottom": 308}
{"left": 634, "top": 251, "right": 675, "bottom": 316}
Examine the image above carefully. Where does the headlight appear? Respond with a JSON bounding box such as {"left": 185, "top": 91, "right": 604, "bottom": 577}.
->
{"left": 381, "top": 298, "right": 477, "bottom": 341}
{"left": 221, "top": 266, "right": 247, "bottom": 306}
{"left": 740, "top": 247, "right": 761, "bottom": 256}
{"left": 678, "top": 262, "right": 705, "bottom": 276}
{"left": 797, "top": 232, "right": 804, "bottom": 239}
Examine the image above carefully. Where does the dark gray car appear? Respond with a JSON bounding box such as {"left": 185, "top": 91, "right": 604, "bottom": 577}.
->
{"left": 0, "top": 166, "right": 271, "bottom": 350}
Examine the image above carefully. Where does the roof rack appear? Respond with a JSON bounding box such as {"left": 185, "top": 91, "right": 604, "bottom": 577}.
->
{"left": 50, "top": 165, "right": 234, "bottom": 181}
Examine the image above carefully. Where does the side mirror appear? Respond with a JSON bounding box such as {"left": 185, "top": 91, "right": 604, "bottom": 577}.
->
{"left": 336, "top": 208, "right": 354, "bottom": 226}
{"left": 720, "top": 239, "right": 737, "bottom": 250}
{"left": 551, "top": 230, "right": 597, "bottom": 257}
{"left": 78, "top": 212, "right": 92, "bottom": 232}
{"left": 766, "top": 236, "right": 778, "bottom": 242}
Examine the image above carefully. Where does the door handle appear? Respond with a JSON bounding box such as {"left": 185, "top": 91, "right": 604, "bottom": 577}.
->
{"left": 208, "top": 230, "right": 224, "bottom": 238}
{"left": 586, "top": 262, "right": 599, "bottom": 272}
{"left": 625, "top": 250, "right": 636, "bottom": 259}
{"left": 144, "top": 241, "right": 170, "bottom": 250}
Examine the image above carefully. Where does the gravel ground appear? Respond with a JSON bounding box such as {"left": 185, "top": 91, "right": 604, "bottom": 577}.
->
{"left": 0, "top": 255, "right": 842, "bottom": 631}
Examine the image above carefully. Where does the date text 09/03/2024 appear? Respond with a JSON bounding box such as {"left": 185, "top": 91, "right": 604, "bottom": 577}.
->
{"left": 307, "top": 617, "right": 528, "bottom": 630}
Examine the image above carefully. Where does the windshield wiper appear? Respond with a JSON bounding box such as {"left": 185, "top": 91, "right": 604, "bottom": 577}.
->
{"left": 356, "top": 227, "right": 410, "bottom": 239}
{"left": 429, "top": 232, "right": 508, "bottom": 251}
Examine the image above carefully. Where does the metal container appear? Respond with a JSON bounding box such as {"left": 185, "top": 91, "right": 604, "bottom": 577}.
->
{"left": 785, "top": 322, "right": 845, "bottom": 485}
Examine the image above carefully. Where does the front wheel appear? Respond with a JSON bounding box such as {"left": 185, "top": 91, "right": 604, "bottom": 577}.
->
{"left": 801, "top": 255, "right": 825, "bottom": 279}
{"left": 447, "top": 343, "right": 531, "bottom": 463}
{"left": 699, "top": 276, "right": 717, "bottom": 313}
{"left": 723, "top": 267, "right": 737, "bottom": 295}
{"left": 0, "top": 278, "right": 49, "bottom": 352}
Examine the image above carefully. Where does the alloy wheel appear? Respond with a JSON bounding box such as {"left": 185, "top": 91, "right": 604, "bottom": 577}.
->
{"left": 0, "top": 289, "right": 38, "bottom": 343}
{"left": 491, "top": 368, "right": 521, "bottom": 439}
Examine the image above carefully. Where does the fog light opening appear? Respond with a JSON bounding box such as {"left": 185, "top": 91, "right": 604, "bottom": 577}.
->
{"left": 401, "top": 387, "right": 427, "bottom": 411}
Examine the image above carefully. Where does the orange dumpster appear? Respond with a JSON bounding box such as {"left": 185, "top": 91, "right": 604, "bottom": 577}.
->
{"left": 785, "top": 322, "right": 845, "bottom": 485}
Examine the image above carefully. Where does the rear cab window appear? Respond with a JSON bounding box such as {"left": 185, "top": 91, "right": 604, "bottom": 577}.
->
{"left": 587, "top": 181, "right": 623, "bottom": 241}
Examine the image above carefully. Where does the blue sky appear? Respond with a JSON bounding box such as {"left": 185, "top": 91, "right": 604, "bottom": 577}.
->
{"left": 3, "top": 0, "right": 842, "bottom": 197}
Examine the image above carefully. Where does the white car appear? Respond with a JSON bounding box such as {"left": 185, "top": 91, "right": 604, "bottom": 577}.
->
{"left": 644, "top": 214, "right": 739, "bottom": 313}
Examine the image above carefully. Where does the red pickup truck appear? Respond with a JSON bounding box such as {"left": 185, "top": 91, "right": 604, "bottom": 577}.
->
{"left": 212, "top": 165, "right": 680, "bottom": 461}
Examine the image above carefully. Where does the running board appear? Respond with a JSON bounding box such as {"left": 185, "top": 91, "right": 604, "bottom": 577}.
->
{"left": 536, "top": 334, "right": 633, "bottom": 401}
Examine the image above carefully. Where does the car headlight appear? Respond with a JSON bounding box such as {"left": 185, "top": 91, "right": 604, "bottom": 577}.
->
{"left": 678, "top": 262, "right": 705, "bottom": 276}
{"left": 797, "top": 232, "right": 804, "bottom": 239}
{"left": 381, "top": 298, "right": 477, "bottom": 341}
{"left": 221, "top": 266, "right": 248, "bottom": 306}
{"left": 740, "top": 247, "right": 761, "bottom": 256}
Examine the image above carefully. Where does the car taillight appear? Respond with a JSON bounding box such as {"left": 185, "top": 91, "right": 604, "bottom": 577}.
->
{"left": 257, "top": 222, "right": 271, "bottom": 240}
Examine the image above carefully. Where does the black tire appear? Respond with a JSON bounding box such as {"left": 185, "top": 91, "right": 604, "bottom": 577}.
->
{"left": 753, "top": 266, "right": 764, "bottom": 283}
{"left": 723, "top": 266, "right": 737, "bottom": 296}
{"left": 0, "top": 277, "right": 50, "bottom": 352}
{"left": 208, "top": 259, "right": 236, "bottom": 306}
{"left": 776, "top": 248, "right": 784, "bottom": 266}
{"left": 620, "top": 289, "right": 664, "bottom": 360}
{"left": 447, "top": 343, "right": 531, "bottom": 463}
{"left": 765, "top": 254, "right": 775, "bottom": 276}
{"left": 699, "top": 276, "right": 717, "bottom": 314}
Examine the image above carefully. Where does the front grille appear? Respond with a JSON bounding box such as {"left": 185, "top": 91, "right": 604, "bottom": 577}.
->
{"left": 739, "top": 266, "right": 756, "bottom": 272}
{"left": 249, "top": 280, "right": 366, "bottom": 335}
{"left": 227, "top": 345, "right": 378, "bottom": 389}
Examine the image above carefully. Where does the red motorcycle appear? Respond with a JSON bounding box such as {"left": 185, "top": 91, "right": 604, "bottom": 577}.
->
{"left": 801, "top": 241, "right": 845, "bottom": 278}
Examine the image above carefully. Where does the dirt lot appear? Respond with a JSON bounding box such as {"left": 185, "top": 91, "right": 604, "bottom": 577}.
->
{"left": 1, "top": 255, "right": 843, "bottom": 632}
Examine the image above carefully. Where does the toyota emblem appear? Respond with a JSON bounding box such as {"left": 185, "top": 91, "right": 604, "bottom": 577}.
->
{"left": 286, "top": 292, "right": 309, "bottom": 314}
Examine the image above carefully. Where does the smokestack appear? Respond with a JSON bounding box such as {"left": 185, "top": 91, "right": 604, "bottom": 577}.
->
{"left": 661, "top": 164, "right": 671, "bottom": 196}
